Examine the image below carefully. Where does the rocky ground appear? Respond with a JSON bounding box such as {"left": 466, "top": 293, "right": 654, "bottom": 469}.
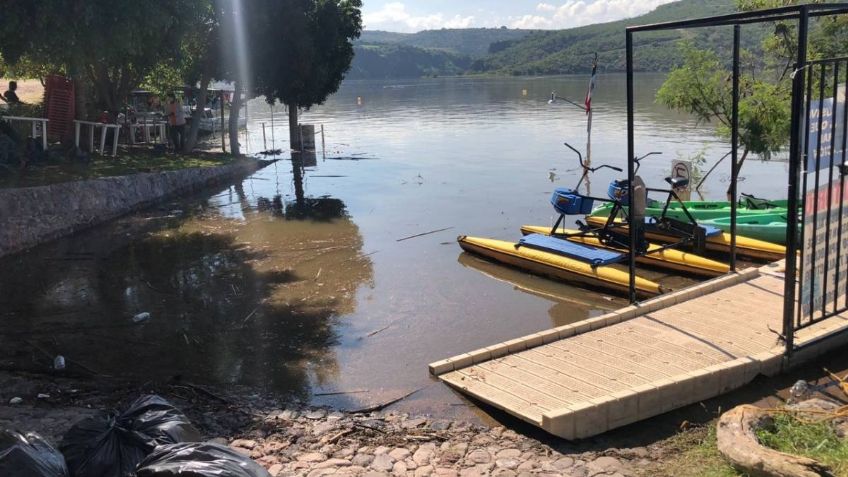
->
{"left": 220, "top": 407, "right": 652, "bottom": 477}
{"left": 0, "top": 370, "right": 664, "bottom": 477}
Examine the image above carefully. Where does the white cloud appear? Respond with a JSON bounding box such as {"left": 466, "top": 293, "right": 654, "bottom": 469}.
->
{"left": 364, "top": 2, "right": 475, "bottom": 33}
{"left": 511, "top": 0, "right": 677, "bottom": 30}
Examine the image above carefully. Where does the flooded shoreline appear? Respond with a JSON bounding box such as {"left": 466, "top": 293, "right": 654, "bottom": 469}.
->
{"left": 0, "top": 75, "right": 791, "bottom": 421}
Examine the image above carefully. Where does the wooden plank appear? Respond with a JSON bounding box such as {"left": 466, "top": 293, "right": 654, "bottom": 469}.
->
{"left": 441, "top": 370, "right": 545, "bottom": 423}
{"left": 530, "top": 344, "right": 651, "bottom": 388}
{"left": 478, "top": 358, "right": 598, "bottom": 405}
{"left": 519, "top": 348, "right": 619, "bottom": 393}
{"left": 510, "top": 354, "right": 610, "bottom": 400}
{"left": 565, "top": 337, "right": 683, "bottom": 379}
{"left": 591, "top": 325, "right": 719, "bottom": 370}
{"left": 457, "top": 365, "right": 570, "bottom": 411}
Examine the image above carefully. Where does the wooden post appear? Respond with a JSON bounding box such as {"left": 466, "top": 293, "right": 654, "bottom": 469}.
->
{"left": 270, "top": 105, "right": 275, "bottom": 151}
{"left": 221, "top": 94, "right": 227, "bottom": 153}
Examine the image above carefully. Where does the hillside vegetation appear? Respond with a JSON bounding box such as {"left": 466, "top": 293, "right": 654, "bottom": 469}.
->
{"left": 358, "top": 28, "right": 537, "bottom": 57}
{"left": 473, "top": 0, "right": 765, "bottom": 75}
{"left": 348, "top": 44, "right": 471, "bottom": 79}
{"left": 349, "top": 0, "right": 768, "bottom": 79}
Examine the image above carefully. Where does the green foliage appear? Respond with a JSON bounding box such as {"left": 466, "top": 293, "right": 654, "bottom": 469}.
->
{"left": 657, "top": 44, "right": 790, "bottom": 160}
{"left": 348, "top": 44, "right": 471, "bottom": 79}
{"left": 359, "top": 28, "right": 537, "bottom": 58}
{"left": 252, "top": 0, "right": 363, "bottom": 109}
{"left": 472, "top": 0, "right": 762, "bottom": 75}
{"left": 756, "top": 413, "right": 848, "bottom": 475}
{"left": 0, "top": 0, "right": 206, "bottom": 113}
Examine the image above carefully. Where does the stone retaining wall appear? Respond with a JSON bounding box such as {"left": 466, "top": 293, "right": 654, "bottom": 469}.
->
{"left": 0, "top": 159, "right": 266, "bottom": 257}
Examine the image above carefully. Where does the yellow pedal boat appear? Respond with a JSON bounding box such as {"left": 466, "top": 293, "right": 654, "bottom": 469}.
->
{"left": 520, "top": 225, "right": 729, "bottom": 277}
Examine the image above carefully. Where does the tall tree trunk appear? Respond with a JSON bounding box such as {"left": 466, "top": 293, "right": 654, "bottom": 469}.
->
{"left": 726, "top": 147, "right": 750, "bottom": 199}
{"left": 287, "top": 102, "right": 299, "bottom": 152}
{"left": 184, "top": 75, "right": 210, "bottom": 152}
{"left": 228, "top": 80, "right": 243, "bottom": 156}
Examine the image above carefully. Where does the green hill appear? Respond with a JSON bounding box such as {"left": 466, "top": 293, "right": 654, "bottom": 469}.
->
{"left": 348, "top": 0, "right": 767, "bottom": 79}
{"left": 348, "top": 44, "right": 472, "bottom": 79}
{"left": 358, "top": 28, "right": 537, "bottom": 58}
{"left": 472, "top": 0, "right": 764, "bottom": 75}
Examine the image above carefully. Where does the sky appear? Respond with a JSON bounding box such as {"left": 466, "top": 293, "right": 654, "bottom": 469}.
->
{"left": 362, "top": 0, "right": 678, "bottom": 33}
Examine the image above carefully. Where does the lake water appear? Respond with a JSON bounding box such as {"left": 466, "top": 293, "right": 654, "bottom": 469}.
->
{"left": 0, "top": 74, "right": 791, "bottom": 421}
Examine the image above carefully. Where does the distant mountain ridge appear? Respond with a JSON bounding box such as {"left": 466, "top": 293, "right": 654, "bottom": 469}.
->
{"left": 348, "top": 0, "right": 763, "bottom": 79}
{"left": 358, "top": 28, "right": 539, "bottom": 58}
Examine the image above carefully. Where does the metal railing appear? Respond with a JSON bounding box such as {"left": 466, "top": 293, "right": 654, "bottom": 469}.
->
{"left": 625, "top": 3, "right": 848, "bottom": 356}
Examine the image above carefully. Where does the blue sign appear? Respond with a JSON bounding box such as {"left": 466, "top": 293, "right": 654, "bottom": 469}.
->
{"left": 807, "top": 96, "right": 846, "bottom": 171}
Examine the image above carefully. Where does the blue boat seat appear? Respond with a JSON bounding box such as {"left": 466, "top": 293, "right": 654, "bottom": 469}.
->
{"left": 518, "top": 234, "right": 622, "bottom": 266}
{"left": 551, "top": 188, "right": 594, "bottom": 215}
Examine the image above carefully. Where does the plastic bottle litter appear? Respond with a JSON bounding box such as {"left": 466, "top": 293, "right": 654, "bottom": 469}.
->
{"left": 132, "top": 312, "right": 151, "bottom": 323}
{"left": 53, "top": 355, "right": 66, "bottom": 371}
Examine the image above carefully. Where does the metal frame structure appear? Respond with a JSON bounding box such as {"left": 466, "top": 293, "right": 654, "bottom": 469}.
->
{"left": 625, "top": 3, "right": 848, "bottom": 355}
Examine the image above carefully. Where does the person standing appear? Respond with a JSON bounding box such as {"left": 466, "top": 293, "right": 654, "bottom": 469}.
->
{"left": 166, "top": 93, "right": 186, "bottom": 152}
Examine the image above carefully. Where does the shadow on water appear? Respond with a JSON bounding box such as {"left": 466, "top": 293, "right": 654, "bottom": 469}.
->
{"left": 456, "top": 252, "right": 622, "bottom": 327}
{"left": 0, "top": 157, "right": 373, "bottom": 404}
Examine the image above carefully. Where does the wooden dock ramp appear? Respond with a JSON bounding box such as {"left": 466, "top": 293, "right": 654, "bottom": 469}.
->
{"left": 429, "top": 263, "right": 848, "bottom": 439}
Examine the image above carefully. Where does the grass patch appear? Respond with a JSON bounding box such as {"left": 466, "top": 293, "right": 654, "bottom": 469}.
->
{"left": 0, "top": 148, "right": 239, "bottom": 188}
{"left": 649, "top": 424, "right": 742, "bottom": 477}
{"left": 648, "top": 415, "right": 848, "bottom": 477}
{"left": 756, "top": 413, "right": 848, "bottom": 476}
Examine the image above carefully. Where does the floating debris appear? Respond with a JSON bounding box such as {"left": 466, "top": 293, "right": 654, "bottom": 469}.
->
{"left": 132, "top": 312, "right": 151, "bottom": 323}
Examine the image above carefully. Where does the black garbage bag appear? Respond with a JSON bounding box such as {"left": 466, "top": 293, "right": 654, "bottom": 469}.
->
{"left": 135, "top": 443, "right": 272, "bottom": 477}
{"left": 0, "top": 430, "right": 69, "bottom": 477}
{"left": 60, "top": 395, "right": 201, "bottom": 477}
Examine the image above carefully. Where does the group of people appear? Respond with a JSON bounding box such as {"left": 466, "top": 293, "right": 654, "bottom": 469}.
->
{"left": 2, "top": 79, "right": 188, "bottom": 153}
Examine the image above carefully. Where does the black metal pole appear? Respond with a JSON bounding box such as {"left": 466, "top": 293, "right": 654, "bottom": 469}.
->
{"left": 782, "top": 5, "right": 809, "bottom": 356}
{"left": 730, "top": 24, "right": 740, "bottom": 272}
{"left": 626, "top": 30, "right": 637, "bottom": 304}
{"left": 823, "top": 61, "right": 840, "bottom": 316}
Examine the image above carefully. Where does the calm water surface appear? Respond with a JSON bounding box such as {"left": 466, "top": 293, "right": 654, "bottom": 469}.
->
{"left": 0, "top": 75, "right": 790, "bottom": 420}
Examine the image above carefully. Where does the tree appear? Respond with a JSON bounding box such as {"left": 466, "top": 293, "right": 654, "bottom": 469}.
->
{"left": 0, "top": 0, "right": 204, "bottom": 118}
{"left": 657, "top": 44, "right": 791, "bottom": 184}
{"left": 657, "top": 0, "right": 848, "bottom": 195}
{"left": 250, "top": 0, "right": 362, "bottom": 151}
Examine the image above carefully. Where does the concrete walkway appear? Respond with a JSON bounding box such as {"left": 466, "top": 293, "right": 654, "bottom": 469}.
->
{"left": 429, "top": 263, "right": 848, "bottom": 439}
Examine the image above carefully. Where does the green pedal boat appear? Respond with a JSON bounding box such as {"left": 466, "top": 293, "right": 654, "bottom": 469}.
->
{"left": 698, "top": 213, "right": 788, "bottom": 245}
{"left": 590, "top": 198, "right": 789, "bottom": 221}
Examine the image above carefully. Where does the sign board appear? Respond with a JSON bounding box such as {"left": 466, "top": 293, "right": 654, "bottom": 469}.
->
{"left": 671, "top": 160, "right": 692, "bottom": 201}
{"left": 807, "top": 96, "right": 846, "bottom": 171}
{"left": 801, "top": 89, "right": 848, "bottom": 319}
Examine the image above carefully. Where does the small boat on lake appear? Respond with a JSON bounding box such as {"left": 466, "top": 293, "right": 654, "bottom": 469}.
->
{"left": 457, "top": 235, "right": 664, "bottom": 298}
{"left": 590, "top": 197, "right": 789, "bottom": 221}
{"left": 584, "top": 215, "right": 786, "bottom": 261}
{"left": 698, "top": 213, "right": 788, "bottom": 245}
{"left": 519, "top": 225, "right": 729, "bottom": 277}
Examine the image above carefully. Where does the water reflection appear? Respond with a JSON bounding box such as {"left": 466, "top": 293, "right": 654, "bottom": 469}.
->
{"left": 0, "top": 161, "right": 373, "bottom": 401}
{"left": 457, "top": 252, "right": 622, "bottom": 327}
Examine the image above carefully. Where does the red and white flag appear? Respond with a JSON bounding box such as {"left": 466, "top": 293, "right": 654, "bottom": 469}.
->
{"left": 584, "top": 54, "right": 598, "bottom": 114}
